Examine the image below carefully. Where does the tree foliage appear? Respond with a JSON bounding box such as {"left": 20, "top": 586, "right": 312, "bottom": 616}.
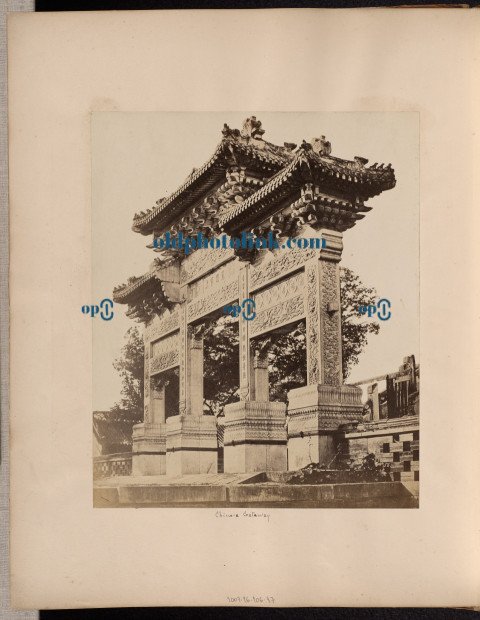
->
{"left": 340, "top": 266, "right": 380, "bottom": 379}
{"left": 267, "top": 324, "right": 307, "bottom": 404}
{"left": 107, "top": 326, "right": 144, "bottom": 425}
{"left": 203, "top": 315, "right": 239, "bottom": 417}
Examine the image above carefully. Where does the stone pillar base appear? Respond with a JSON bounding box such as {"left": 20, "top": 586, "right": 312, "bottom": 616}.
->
{"left": 132, "top": 423, "right": 166, "bottom": 476}
{"left": 166, "top": 415, "right": 218, "bottom": 476}
{"left": 223, "top": 401, "right": 287, "bottom": 473}
{"left": 287, "top": 384, "right": 363, "bottom": 471}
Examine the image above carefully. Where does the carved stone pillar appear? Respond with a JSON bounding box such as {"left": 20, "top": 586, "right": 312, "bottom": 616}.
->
{"left": 287, "top": 384, "right": 362, "bottom": 470}
{"left": 151, "top": 381, "right": 165, "bottom": 424}
{"left": 238, "top": 264, "right": 252, "bottom": 400}
{"left": 178, "top": 303, "right": 188, "bottom": 415}
{"left": 304, "top": 229, "right": 343, "bottom": 386}
{"left": 166, "top": 316, "right": 217, "bottom": 475}
{"left": 224, "top": 338, "right": 286, "bottom": 473}
{"left": 131, "top": 334, "right": 167, "bottom": 476}
{"left": 223, "top": 401, "right": 287, "bottom": 473}
{"left": 253, "top": 345, "right": 269, "bottom": 403}
{"left": 187, "top": 326, "right": 204, "bottom": 416}
{"left": 132, "top": 421, "right": 166, "bottom": 476}
{"left": 248, "top": 348, "right": 256, "bottom": 401}
{"left": 166, "top": 414, "right": 218, "bottom": 476}
{"left": 287, "top": 229, "right": 362, "bottom": 470}
{"left": 143, "top": 339, "right": 151, "bottom": 422}
{"left": 179, "top": 312, "right": 205, "bottom": 416}
{"left": 368, "top": 383, "right": 380, "bottom": 421}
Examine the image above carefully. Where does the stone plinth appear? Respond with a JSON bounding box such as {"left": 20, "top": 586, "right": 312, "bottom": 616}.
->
{"left": 223, "top": 401, "right": 287, "bottom": 473}
{"left": 287, "top": 384, "right": 363, "bottom": 470}
{"left": 166, "top": 415, "right": 218, "bottom": 476}
{"left": 132, "top": 422, "right": 166, "bottom": 476}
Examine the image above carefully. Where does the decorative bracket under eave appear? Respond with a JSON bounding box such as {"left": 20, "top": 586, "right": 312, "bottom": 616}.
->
{"left": 153, "top": 261, "right": 184, "bottom": 304}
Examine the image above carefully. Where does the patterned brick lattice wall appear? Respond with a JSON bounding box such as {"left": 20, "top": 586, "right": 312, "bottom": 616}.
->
{"left": 345, "top": 419, "right": 419, "bottom": 484}
{"left": 93, "top": 453, "right": 132, "bottom": 479}
{"left": 379, "top": 430, "right": 419, "bottom": 483}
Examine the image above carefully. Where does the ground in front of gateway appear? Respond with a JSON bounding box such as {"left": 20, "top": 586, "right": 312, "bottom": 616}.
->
{"left": 93, "top": 472, "right": 419, "bottom": 508}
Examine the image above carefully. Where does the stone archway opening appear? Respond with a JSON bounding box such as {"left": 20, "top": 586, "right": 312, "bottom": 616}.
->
{"left": 202, "top": 312, "right": 239, "bottom": 473}
{"left": 151, "top": 367, "right": 179, "bottom": 423}
{"left": 250, "top": 319, "right": 307, "bottom": 405}
{"left": 202, "top": 313, "right": 240, "bottom": 417}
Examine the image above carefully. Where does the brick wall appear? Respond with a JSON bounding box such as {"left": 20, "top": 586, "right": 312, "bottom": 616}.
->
{"left": 345, "top": 416, "right": 419, "bottom": 484}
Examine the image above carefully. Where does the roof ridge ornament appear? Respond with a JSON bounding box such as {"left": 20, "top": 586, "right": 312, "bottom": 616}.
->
{"left": 354, "top": 156, "right": 369, "bottom": 167}
{"left": 222, "top": 123, "right": 240, "bottom": 138}
{"left": 240, "top": 116, "right": 265, "bottom": 140}
{"left": 310, "top": 135, "right": 332, "bottom": 156}
{"left": 222, "top": 117, "right": 266, "bottom": 141}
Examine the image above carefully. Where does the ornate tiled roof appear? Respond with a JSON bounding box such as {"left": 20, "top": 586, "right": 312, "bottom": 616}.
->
{"left": 132, "top": 117, "right": 293, "bottom": 235}
{"left": 112, "top": 272, "right": 157, "bottom": 303}
{"left": 116, "top": 120, "right": 396, "bottom": 319}
{"left": 112, "top": 259, "right": 183, "bottom": 322}
{"left": 131, "top": 119, "right": 395, "bottom": 236}
{"left": 218, "top": 142, "right": 395, "bottom": 230}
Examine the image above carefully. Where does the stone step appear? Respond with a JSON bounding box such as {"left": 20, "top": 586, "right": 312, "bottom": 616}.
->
{"left": 93, "top": 480, "right": 417, "bottom": 508}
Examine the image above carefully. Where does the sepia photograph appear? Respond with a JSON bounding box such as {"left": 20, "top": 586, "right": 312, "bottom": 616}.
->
{"left": 91, "top": 112, "right": 419, "bottom": 508}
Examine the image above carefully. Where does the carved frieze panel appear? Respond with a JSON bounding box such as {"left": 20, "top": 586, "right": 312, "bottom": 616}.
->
{"left": 180, "top": 247, "right": 234, "bottom": 284}
{"left": 250, "top": 245, "right": 317, "bottom": 291}
{"left": 253, "top": 271, "right": 304, "bottom": 312}
{"left": 145, "top": 307, "right": 180, "bottom": 342}
{"left": 224, "top": 425, "right": 287, "bottom": 444}
{"left": 250, "top": 295, "right": 304, "bottom": 337}
{"left": 223, "top": 399, "right": 287, "bottom": 442}
{"left": 188, "top": 259, "right": 240, "bottom": 300}
{"left": 150, "top": 349, "right": 179, "bottom": 375}
{"left": 186, "top": 279, "right": 239, "bottom": 323}
{"left": 149, "top": 332, "right": 180, "bottom": 375}
{"left": 151, "top": 332, "right": 180, "bottom": 358}
{"left": 287, "top": 407, "right": 362, "bottom": 433}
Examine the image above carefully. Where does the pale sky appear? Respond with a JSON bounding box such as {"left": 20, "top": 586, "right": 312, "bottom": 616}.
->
{"left": 92, "top": 112, "right": 419, "bottom": 410}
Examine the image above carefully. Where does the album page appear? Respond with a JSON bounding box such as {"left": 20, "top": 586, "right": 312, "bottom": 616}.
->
{"left": 8, "top": 8, "right": 480, "bottom": 609}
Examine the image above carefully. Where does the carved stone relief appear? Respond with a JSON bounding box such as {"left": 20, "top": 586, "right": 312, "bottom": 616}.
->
{"left": 150, "top": 350, "right": 179, "bottom": 375}
{"left": 186, "top": 279, "right": 239, "bottom": 322}
{"left": 143, "top": 347, "right": 151, "bottom": 425}
{"left": 238, "top": 265, "right": 250, "bottom": 400}
{"left": 250, "top": 245, "right": 317, "bottom": 291}
{"left": 188, "top": 260, "right": 240, "bottom": 300}
{"left": 253, "top": 271, "right": 304, "bottom": 312}
{"left": 305, "top": 259, "right": 342, "bottom": 386}
{"left": 151, "top": 332, "right": 180, "bottom": 358}
{"left": 144, "top": 403, "right": 150, "bottom": 424}
{"left": 250, "top": 295, "right": 304, "bottom": 337}
{"left": 178, "top": 306, "right": 187, "bottom": 415}
{"left": 180, "top": 247, "right": 234, "bottom": 284}
{"left": 305, "top": 261, "right": 320, "bottom": 385}
{"left": 321, "top": 261, "right": 342, "bottom": 385}
{"left": 145, "top": 307, "right": 180, "bottom": 342}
